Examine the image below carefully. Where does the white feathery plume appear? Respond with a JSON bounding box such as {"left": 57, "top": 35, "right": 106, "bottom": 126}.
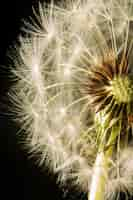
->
{"left": 9, "top": 0, "right": 133, "bottom": 199}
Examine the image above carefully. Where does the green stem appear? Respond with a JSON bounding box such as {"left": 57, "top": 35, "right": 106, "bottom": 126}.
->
{"left": 88, "top": 151, "right": 108, "bottom": 200}
{"left": 88, "top": 121, "right": 121, "bottom": 200}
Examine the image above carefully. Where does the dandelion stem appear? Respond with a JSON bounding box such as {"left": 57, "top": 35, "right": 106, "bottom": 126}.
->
{"left": 88, "top": 118, "right": 121, "bottom": 200}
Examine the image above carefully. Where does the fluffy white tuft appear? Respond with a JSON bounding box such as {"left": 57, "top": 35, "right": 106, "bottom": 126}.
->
{"left": 9, "top": 0, "right": 133, "bottom": 198}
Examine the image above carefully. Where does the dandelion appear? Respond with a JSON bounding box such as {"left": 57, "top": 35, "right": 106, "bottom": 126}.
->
{"left": 9, "top": 0, "right": 133, "bottom": 199}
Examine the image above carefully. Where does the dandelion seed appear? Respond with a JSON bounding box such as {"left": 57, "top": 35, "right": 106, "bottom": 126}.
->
{"left": 9, "top": 0, "right": 133, "bottom": 200}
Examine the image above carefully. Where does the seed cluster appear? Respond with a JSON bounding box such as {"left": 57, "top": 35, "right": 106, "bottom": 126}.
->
{"left": 87, "top": 52, "right": 133, "bottom": 125}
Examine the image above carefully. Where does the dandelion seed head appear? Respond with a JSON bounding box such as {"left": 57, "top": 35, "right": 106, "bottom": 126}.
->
{"left": 9, "top": 0, "right": 133, "bottom": 198}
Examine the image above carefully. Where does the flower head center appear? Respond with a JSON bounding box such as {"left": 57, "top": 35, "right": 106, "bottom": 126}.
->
{"left": 110, "top": 75, "right": 133, "bottom": 103}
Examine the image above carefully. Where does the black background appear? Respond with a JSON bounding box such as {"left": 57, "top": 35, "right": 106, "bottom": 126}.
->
{"left": 0, "top": 0, "right": 132, "bottom": 199}
{"left": 0, "top": 1, "right": 83, "bottom": 200}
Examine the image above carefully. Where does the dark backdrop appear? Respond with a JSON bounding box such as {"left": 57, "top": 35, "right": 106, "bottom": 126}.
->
{"left": 0, "top": 1, "right": 83, "bottom": 200}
